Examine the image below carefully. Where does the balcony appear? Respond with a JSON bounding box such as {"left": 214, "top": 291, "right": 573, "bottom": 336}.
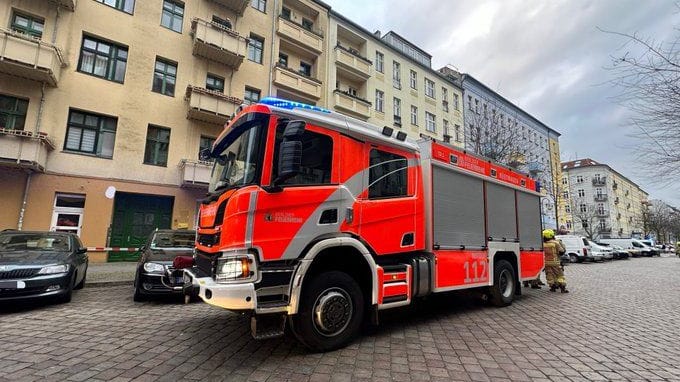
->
{"left": 179, "top": 159, "right": 212, "bottom": 188}
{"left": 273, "top": 64, "right": 322, "bottom": 100}
{"left": 334, "top": 45, "right": 371, "bottom": 81}
{"left": 185, "top": 85, "right": 243, "bottom": 126}
{"left": 507, "top": 152, "right": 527, "bottom": 168}
{"left": 191, "top": 18, "right": 248, "bottom": 69}
{"left": 0, "top": 128, "right": 55, "bottom": 172}
{"left": 333, "top": 89, "right": 371, "bottom": 119}
{"left": 592, "top": 177, "right": 606, "bottom": 186}
{"left": 210, "top": 0, "right": 249, "bottom": 15}
{"left": 0, "top": 28, "right": 66, "bottom": 86}
{"left": 594, "top": 194, "right": 608, "bottom": 202}
{"left": 49, "top": 0, "right": 76, "bottom": 11}
{"left": 277, "top": 16, "right": 324, "bottom": 54}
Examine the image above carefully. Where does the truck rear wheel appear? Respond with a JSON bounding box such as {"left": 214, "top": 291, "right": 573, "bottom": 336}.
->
{"left": 489, "top": 260, "right": 515, "bottom": 307}
{"left": 290, "top": 271, "right": 364, "bottom": 352}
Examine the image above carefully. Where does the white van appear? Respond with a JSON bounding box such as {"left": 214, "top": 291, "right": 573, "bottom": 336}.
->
{"left": 556, "top": 235, "right": 601, "bottom": 263}
{"left": 599, "top": 238, "right": 658, "bottom": 257}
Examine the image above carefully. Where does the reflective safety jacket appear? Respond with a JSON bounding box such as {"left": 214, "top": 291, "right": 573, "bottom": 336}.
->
{"left": 543, "top": 239, "right": 565, "bottom": 267}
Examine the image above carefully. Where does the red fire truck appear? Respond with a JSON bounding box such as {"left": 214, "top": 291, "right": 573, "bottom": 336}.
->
{"left": 183, "top": 98, "right": 544, "bottom": 351}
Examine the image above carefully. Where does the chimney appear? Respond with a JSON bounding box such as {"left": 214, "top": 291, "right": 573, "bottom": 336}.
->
{"left": 373, "top": 30, "right": 381, "bottom": 38}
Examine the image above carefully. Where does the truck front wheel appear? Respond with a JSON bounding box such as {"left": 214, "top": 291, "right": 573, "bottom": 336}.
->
{"left": 290, "top": 271, "right": 364, "bottom": 352}
{"left": 489, "top": 260, "right": 516, "bottom": 307}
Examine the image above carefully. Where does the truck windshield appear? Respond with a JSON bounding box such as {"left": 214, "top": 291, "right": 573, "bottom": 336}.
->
{"left": 208, "top": 113, "right": 268, "bottom": 194}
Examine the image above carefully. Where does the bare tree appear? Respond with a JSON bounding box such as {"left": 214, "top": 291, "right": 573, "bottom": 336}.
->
{"left": 569, "top": 197, "right": 602, "bottom": 239}
{"left": 643, "top": 199, "right": 680, "bottom": 242}
{"left": 466, "top": 95, "right": 524, "bottom": 166}
{"left": 603, "top": 27, "right": 680, "bottom": 186}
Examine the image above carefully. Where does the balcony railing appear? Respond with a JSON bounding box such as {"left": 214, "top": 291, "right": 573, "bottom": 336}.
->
{"left": 0, "top": 28, "right": 67, "bottom": 86}
{"left": 592, "top": 177, "right": 606, "bottom": 186}
{"left": 277, "top": 16, "right": 324, "bottom": 53}
{"left": 273, "top": 63, "right": 322, "bottom": 100}
{"left": 594, "top": 194, "right": 608, "bottom": 202}
{"left": 335, "top": 45, "right": 371, "bottom": 80}
{"left": 185, "top": 85, "right": 243, "bottom": 125}
{"left": 179, "top": 159, "right": 212, "bottom": 188}
{"left": 0, "top": 128, "right": 55, "bottom": 172}
{"left": 209, "top": 0, "right": 249, "bottom": 15}
{"left": 191, "top": 18, "right": 248, "bottom": 69}
{"left": 333, "top": 89, "right": 371, "bottom": 119}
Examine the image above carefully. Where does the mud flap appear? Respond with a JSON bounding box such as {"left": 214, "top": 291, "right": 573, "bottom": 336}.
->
{"left": 251, "top": 314, "right": 286, "bottom": 340}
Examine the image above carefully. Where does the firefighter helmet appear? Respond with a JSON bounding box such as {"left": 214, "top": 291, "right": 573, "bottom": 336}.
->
{"left": 542, "top": 229, "right": 555, "bottom": 240}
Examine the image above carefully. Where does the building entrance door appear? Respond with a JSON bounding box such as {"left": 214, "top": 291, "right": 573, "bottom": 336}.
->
{"left": 108, "top": 193, "right": 173, "bottom": 261}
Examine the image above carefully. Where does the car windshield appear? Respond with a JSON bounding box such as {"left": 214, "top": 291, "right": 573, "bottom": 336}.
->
{"left": 208, "top": 113, "right": 269, "bottom": 194}
{"left": 151, "top": 231, "right": 196, "bottom": 248}
{"left": 0, "top": 233, "right": 70, "bottom": 252}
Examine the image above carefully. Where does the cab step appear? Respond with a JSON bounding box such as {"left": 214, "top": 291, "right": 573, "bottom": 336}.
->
{"left": 251, "top": 314, "right": 286, "bottom": 340}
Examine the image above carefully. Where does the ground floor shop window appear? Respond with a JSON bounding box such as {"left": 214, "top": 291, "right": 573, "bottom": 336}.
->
{"left": 51, "top": 193, "right": 85, "bottom": 236}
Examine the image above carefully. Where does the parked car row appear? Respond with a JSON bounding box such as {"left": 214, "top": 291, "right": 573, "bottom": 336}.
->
{"left": 556, "top": 234, "right": 660, "bottom": 264}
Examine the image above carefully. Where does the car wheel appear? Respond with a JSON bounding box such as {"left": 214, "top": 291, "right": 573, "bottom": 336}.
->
{"left": 489, "top": 260, "right": 516, "bottom": 307}
{"left": 74, "top": 263, "right": 88, "bottom": 290}
{"left": 290, "top": 271, "right": 365, "bottom": 352}
{"left": 56, "top": 272, "right": 75, "bottom": 304}
{"left": 569, "top": 254, "right": 578, "bottom": 263}
{"left": 133, "top": 277, "right": 147, "bottom": 302}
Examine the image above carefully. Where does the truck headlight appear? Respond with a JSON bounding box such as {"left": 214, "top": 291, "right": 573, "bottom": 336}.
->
{"left": 215, "top": 253, "right": 256, "bottom": 283}
{"left": 38, "top": 264, "right": 70, "bottom": 275}
{"left": 143, "top": 262, "right": 165, "bottom": 273}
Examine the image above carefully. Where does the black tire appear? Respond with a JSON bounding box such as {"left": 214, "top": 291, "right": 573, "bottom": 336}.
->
{"left": 489, "top": 260, "right": 516, "bottom": 307}
{"left": 74, "top": 264, "right": 87, "bottom": 290}
{"left": 56, "top": 272, "right": 75, "bottom": 304}
{"left": 290, "top": 271, "right": 365, "bottom": 352}
{"left": 133, "top": 277, "right": 147, "bottom": 302}
{"left": 569, "top": 254, "right": 578, "bottom": 263}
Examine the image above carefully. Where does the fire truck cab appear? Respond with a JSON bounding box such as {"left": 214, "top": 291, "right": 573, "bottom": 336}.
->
{"left": 183, "top": 98, "right": 544, "bottom": 351}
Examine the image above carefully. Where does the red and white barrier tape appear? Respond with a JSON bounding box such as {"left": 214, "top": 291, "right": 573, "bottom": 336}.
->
{"left": 87, "top": 247, "right": 140, "bottom": 252}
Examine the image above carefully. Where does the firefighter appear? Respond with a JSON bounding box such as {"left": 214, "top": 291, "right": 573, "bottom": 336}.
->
{"left": 542, "top": 229, "right": 569, "bottom": 293}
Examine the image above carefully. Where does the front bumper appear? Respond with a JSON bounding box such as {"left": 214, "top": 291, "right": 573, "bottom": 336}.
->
{"left": 0, "top": 273, "right": 71, "bottom": 301}
{"left": 138, "top": 272, "right": 184, "bottom": 295}
{"left": 183, "top": 268, "right": 256, "bottom": 310}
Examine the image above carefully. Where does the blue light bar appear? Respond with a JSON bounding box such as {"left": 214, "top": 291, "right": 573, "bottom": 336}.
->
{"left": 258, "top": 97, "right": 331, "bottom": 114}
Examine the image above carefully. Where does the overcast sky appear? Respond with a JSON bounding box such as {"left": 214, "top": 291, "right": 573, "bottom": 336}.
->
{"left": 324, "top": 0, "right": 678, "bottom": 205}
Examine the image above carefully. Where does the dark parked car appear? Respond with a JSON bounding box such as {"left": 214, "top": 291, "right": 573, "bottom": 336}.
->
{"left": 0, "top": 231, "right": 88, "bottom": 303}
{"left": 133, "top": 229, "right": 195, "bottom": 301}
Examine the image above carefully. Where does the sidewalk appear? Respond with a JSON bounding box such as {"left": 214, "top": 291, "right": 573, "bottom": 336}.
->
{"left": 86, "top": 261, "right": 137, "bottom": 287}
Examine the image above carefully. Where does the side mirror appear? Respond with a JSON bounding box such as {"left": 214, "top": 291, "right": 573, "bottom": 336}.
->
{"left": 270, "top": 121, "right": 305, "bottom": 188}
{"left": 77, "top": 247, "right": 87, "bottom": 254}
{"left": 199, "top": 147, "right": 212, "bottom": 162}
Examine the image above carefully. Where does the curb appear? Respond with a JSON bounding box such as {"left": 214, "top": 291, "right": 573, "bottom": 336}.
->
{"left": 85, "top": 280, "right": 133, "bottom": 288}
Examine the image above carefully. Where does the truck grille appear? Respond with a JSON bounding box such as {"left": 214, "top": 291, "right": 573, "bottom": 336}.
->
{"left": 0, "top": 268, "right": 40, "bottom": 280}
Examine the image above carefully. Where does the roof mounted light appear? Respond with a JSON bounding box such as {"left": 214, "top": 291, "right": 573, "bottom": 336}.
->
{"left": 396, "top": 131, "right": 407, "bottom": 141}
{"left": 381, "top": 126, "right": 394, "bottom": 137}
{"left": 258, "top": 97, "right": 331, "bottom": 114}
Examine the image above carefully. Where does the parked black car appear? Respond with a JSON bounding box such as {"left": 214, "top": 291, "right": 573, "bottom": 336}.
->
{"left": 133, "top": 229, "right": 195, "bottom": 301}
{"left": 0, "top": 231, "right": 88, "bottom": 303}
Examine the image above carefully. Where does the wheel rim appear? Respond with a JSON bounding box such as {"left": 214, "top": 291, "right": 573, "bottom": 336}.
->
{"left": 499, "top": 269, "right": 513, "bottom": 298}
{"left": 312, "top": 287, "right": 353, "bottom": 337}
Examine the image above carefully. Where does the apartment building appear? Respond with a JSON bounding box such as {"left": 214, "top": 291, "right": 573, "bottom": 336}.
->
{"left": 439, "top": 68, "right": 562, "bottom": 229}
{"left": 0, "top": 0, "right": 467, "bottom": 261}
{"left": 561, "top": 159, "right": 648, "bottom": 238}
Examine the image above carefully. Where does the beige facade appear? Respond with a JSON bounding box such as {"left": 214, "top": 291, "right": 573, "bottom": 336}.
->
{"left": 0, "top": 0, "right": 463, "bottom": 261}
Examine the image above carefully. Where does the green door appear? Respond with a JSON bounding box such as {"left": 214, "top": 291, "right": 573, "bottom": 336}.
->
{"left": 109, "top": 193, "right": 174, "bottom": 261}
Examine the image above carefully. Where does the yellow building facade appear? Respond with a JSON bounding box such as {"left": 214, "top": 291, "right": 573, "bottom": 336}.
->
{"left": 0, "top": 0, "right": 463, "bottom": 261}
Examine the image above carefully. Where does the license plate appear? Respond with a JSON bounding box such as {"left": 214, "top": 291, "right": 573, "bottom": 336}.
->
{"left": 0, "top": 281, "right": 26, "bottom": 289}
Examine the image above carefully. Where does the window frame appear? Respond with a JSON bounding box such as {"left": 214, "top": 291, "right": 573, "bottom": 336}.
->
{"left": 152, "top": 57, "right": 177, "bottom": 97}
{"left": 409, "top": 70, "right": 417, "bottom": 89}
{"left": 206, "top": 73, "right": 225, "bottom": 93}
{"left": 410, "top": 105, "right": 418, "bottom": 126}
{"left": 11, "top": 11, "right": 45, "bottom": 38}
{"left": 199, "top": 135, "right": 215, "bottom": 161}
{"left": 368, "top": 149, "right": 409, "bottom": 200}
{"left": 299, "top": 61, "right": 312, "bottom": 77}
{"left": 425, "top": 78, "right": 435, "bottom": 98}
{"left": 63, "top": 109, "right": 117, "bottom": 159}
{"left": 425, "top": 111, "right": 436, "bottom": 133}
{"left": 248, "top": 34, "right": 264, "bottom": 64}
{"left": 95, "top": 0, "right": 135, "bottom": 14}
{"left": 251, "top": 0, "right": 266, "bottom": 13}
{"left": 375, "top": 90, "right": 384, "bottom": 113}
{"left": 160, "top": 0, "right": 184, "bottom": 33}
{"left": 392, "top": 61, "right": 401, "bottom": 89}
{"left": 272, "top": 125, "right": 334, "bottom": 186}
{"left": 375, "top": 51, "right": 384, "bottom": 73}
{"left": 244, "top": 86, "right": 261, "bottom": 105}
{"left": 77, "top": 35, "right": 128, "bottom": 83}
{"left": 144, "top": 125, "right": 171, "bottom": 167}
{"left": 0, "top": 94, "right": 29, "bottom": 131}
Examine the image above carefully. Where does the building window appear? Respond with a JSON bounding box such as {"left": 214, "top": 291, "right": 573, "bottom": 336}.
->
{"left": 425, "top": 78, "right": 435, "bottom": 98}
{"left": 11, "top": 12, "right": 44, "bottom": 38}
{"left": 454, "top": 124, "right": 461, "bottom": 142}
{"left": 442, "top": 87, "right": 449, "bottom": 111}
{"left": 369, "top": 149, "right": 407, "bottom": 199}
{"left": 453, "top": 93, "right": 459, "bottom": 110}
{"left": 579, "top": 203, "right": 587, "bottom": 213}
{"left": 425, "top": 112, "right": 436, "bottom": 133}
{"left": 205, "top": 74, "right": 224, "bottom": 93}
{"left": 410, "top": 105, "right": 418, "bottom": 125}
{"left": 375, "top": 51, "right": 384, "bottom": 73}
{"left": 64, "top": 110, "right": 117, "bottom": 158}
{"left": 393, "top": 97, "right": 401, "bottom": 125}
{"left": 565, "top": 204, "right": 571, "bottom": 213}
{"left": 443, "top": 119, "right": 450, "bottom": 142}
{"left": 199, "top": 135, "right": 215, "bottom": 161}
{"left": 248, "top": 34, "right": 264, "bottom": 64}
{"left": 409, "top": 70, "right": 417, "bottom": 89}
{"left": 78, "top": 36, "right": 128, "bottom": 83}
{"left": 392, "top": 61, "right": 401, "bottom": 89}
{"left": 299, "top": 61, "right": 312, "bottom": 77}
{"left": 0, "top": 95, "right": 28, "bottom": 130}
{"left": 278, "top": 52, "right": 288, "bottom": 67}
{"left": 577, "top": 189, "right": 585, "bottom": 197}
{"left": 51, "top": 194, "right": 86, "bottom": 236}
{"left": 563, "top": 191, "right": 569, "bottom": 199}
{"left": 95, "top": 0, "right": 135, "bottom": 14}
{"left": 212, "top": 15, "right": 232, "bottom": 29}
{"left": 576, "top": 175, "right": 583, "bottom": 183}
{"left": 152, "top": 58, "right": 177, "bottom": 96}
{"left": 244, "top": 87, "right": 261, "bottom": 105}
{"left": 301, "top": 18, "right": 313, "bottom": 31}
{"left": 144, "top": 125, "right": 170, "bottom": 167}
{"left": 375, "top": 90, "right": 384, "bottom": 113}
{"left": 251, "top": 0, "right": 266, "bottom": 12}
{"left": 281, "top": 6, "right": 291, "bottom": 19}
{"left": 468, "top": 95, "right": 473, "bottom": 110}
{"left": 161, "top": 0, "right": 184, "bottom": 33}
{"left": 562, "top": 177, "right": 568, "bottom": 185}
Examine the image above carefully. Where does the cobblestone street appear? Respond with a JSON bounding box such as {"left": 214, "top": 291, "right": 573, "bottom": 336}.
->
{"left": 1, "top": 256, "right": 680, "bottom": 382}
